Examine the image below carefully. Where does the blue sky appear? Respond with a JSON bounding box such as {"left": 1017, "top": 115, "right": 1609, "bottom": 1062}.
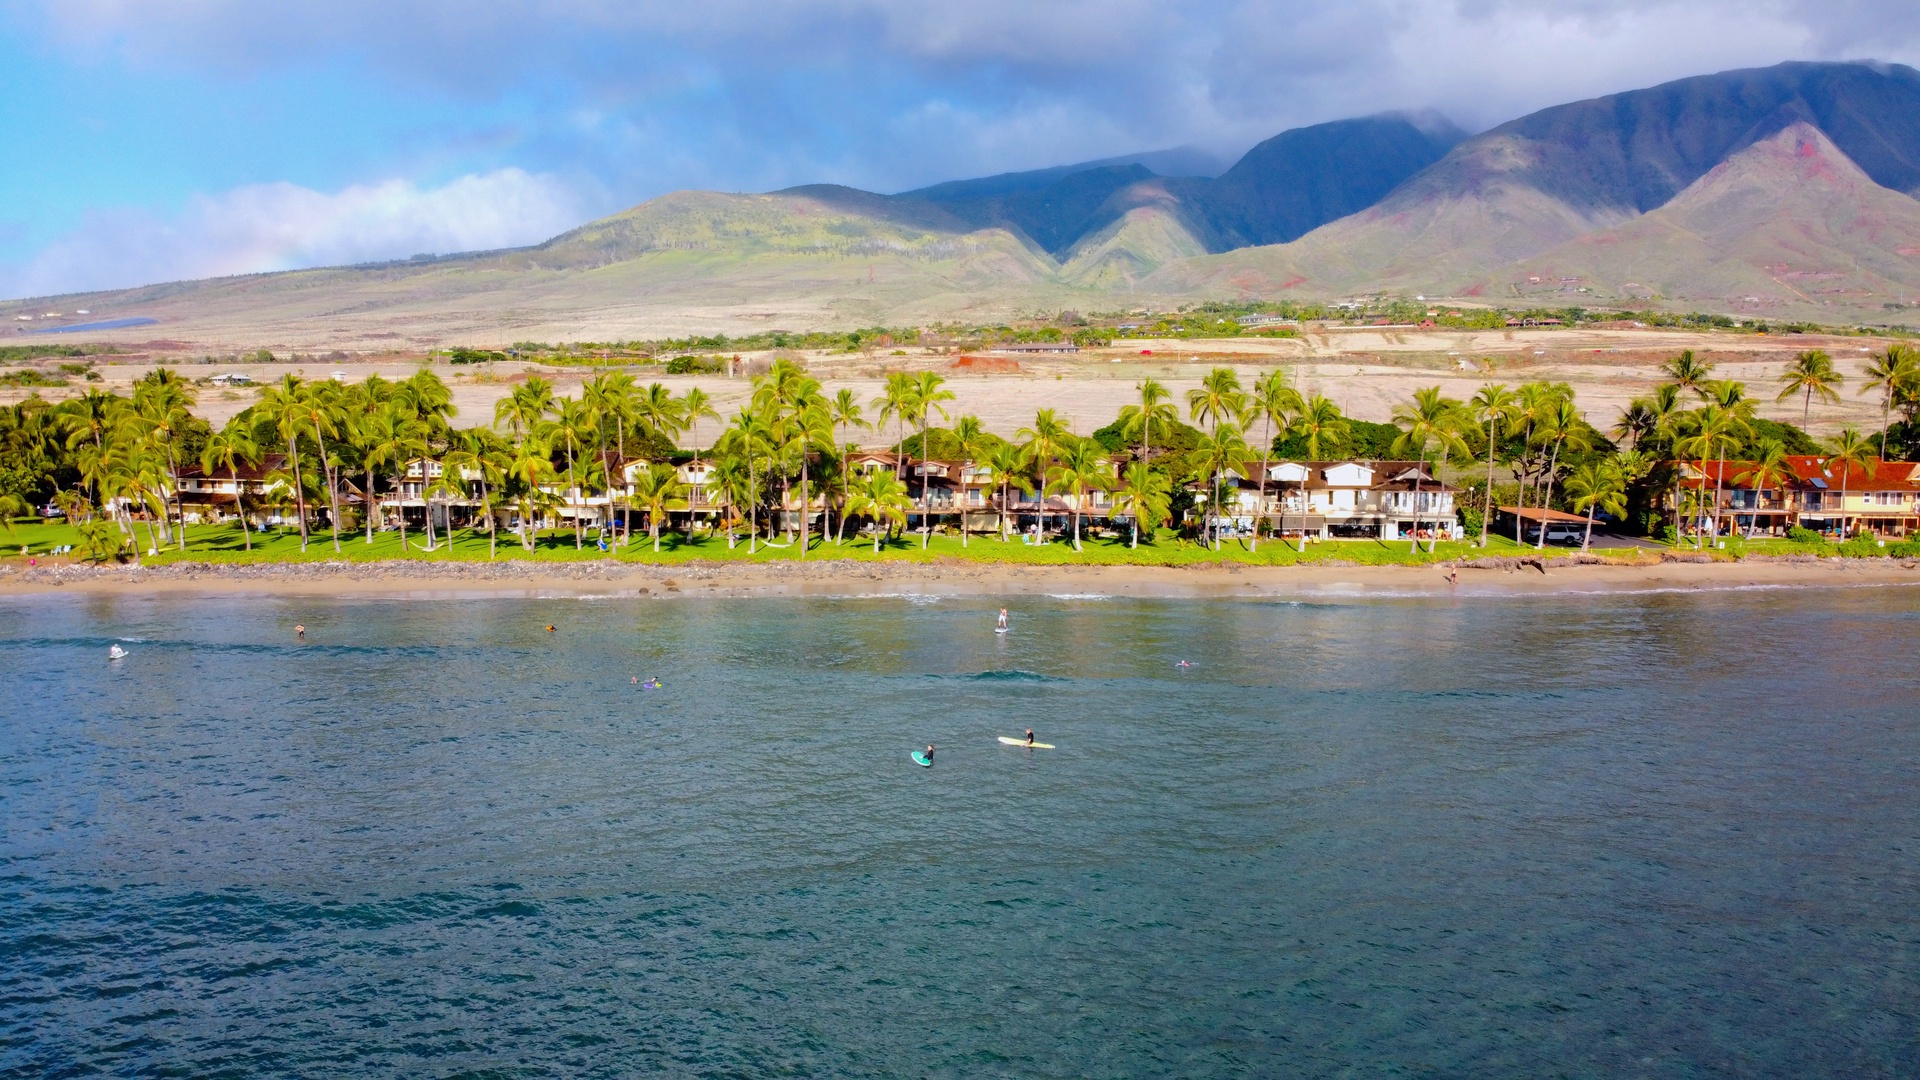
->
{"left": 4, "top": 0, "right": 1918, "bottom": 298}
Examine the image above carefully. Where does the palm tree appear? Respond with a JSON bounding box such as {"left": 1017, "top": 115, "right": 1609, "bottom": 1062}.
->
{"left": 1679, "top": 404, "right": 1740, "bottom": 547}
{"left": 583, "top": 371, "right": 637, "bottom": 544}
{"left": 1733, "top": 438, "right": 1795, "bottom": 538}
{"left": 445, "top": 428, "right": 509, "bottom": 558}
{"left": 200, "top": 419, "right": 259, "bottom": 550}
{"left": 845, "top": 469, "right": 910, "bottom": 552}
{"left": 1187, "top": 423, "right": 1252, "bottom": 550}
{"left": 496, "top": 376, "right": 555, "bottom": 442}
{"left": 1047, "top": 438, "right": 1116, "bottom": 551}
{"left": 1470, "top": 382, "right": 1517, "bottom": 547}
{"left": 951, "top": 414, "right": 992, "bottom": 547}
{"left": 253, "top": 375, "right": 312, "bottom": 550}
{"left": 909, "top": 371, "right": 954, "bottom": 547}
{"left": 1116, "top": 378, "right": 1177, "bottom": 466}
{"left": 1860, "top": 344, "right": 1917, "bottom": 457}
{"left": 1509, "top": 381, "right": 1564, "bottom": 544}
{"left": 722, "top": 407, "right": 774, "bottom": 552}
{"left": 1114, "top": 460, "right": 1171, "bottom": 548}
{"left": 1390, "top": 387, "right": 1470, "bottom": 552}
{"left": 984, "top": 441, "right": 1029, "bottom": 543}
{"left": 828, "top": 388, "right": 871, "bottom": 543}
{"left": 1530, "top": 397, "right": 1592, "bottom": 549}
{"left": 1778, "top": 349, "right": 1843, "bottom": 426}
{"left": 1016, "top": 409, "right": 1070, "bottom": 543}
{"left": 630, "top": 464, "right": 687, "bottom": 552}
{"left": 1564, "top": 459, "right": 1627, "bottom": 552}
{"left": 710, "top": 456, "right": 753, "bottom": 549}
{"left": 290, "top": 379, "right": 346, "bottom": 553}
{"left": 872, "top": 371, "right": 915, "bottom": 475}
{"left": 1826, "top": 428, "right": 1875, "bottom": 538}
{"left": 1290, "top": 394, "right": 1349, "bottom": 460}
{"left": 1187, "top": 366, "right": 1246, "bottom": 439}
{"left": 54, "top": 389, "right": 123, "bottom": 512}
{"left": 504, "top": 436, "right": 559, "bottom": 551}
{"left": 362, "top": 403, "right": 426, "bottom": 552}
{"left": 786, "top": 394, "right": 835, "bottom": 557}
{"left": 681, "top": 386, "right": 719, "bottom": 463}
{"left": 1665, "top": 349, "right": 1716, "bottom": 398}
{"left": 131, "top": 370, "right": 197, "bottom": 550}
{"left": 547, "top": 396, "right": 599, "bottom": 550}
{"left": 1247, "top": 369, "right": 1302, "bottom": 551}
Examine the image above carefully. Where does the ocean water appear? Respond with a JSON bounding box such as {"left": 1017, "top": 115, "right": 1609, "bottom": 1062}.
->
{"left": 2, "top": 586, "right": 1917, "bottom": 1077}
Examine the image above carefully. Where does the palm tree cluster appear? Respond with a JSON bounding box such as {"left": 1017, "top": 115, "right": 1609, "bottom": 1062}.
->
{"left": 5, "top": 343, "right": 1913, "bottom": 559}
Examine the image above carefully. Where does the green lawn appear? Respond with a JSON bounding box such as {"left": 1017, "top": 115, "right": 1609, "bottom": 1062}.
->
{"left": 1, "top": 518, "right": 1669, "bottom": 569}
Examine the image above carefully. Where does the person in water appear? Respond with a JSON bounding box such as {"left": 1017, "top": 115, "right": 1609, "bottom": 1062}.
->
{"left": 924, "top": 744, "right": 935, "bottom": 762}
{"left": 1025, "top": 728, "right": 1036, "bottom": 747}
{"left": 294, "top": 624, "right": 305, "bottom": 641}
{"left": 546, "top": 625, "right": 556, "bottom": 633}
{"left": 997, "top": 608, "right": 1009, "bottom": 631}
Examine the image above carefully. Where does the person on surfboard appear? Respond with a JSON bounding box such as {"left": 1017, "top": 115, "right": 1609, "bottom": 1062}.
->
{"left": 925, "top": 744, "right": 935, "bottom": 763}
{"left": 997, "top": 608, "right": 1009, "bottom": 632}
{"left": 1025, "top": 728, "right": 1036, "bottom": 747}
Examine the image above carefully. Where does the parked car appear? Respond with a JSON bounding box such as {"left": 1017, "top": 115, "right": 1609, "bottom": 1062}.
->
{"left": 1523, "top": 522, "right": 1587, "bottom": 545}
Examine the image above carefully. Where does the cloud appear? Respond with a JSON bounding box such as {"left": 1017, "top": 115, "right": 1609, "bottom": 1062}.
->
{"left": 3, "top": 168, "right": 587, "bottom": 298}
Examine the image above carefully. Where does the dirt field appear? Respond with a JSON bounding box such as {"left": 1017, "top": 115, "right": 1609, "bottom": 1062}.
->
{"left": 3, "top": 326, "right": 1899, "bottom": 439}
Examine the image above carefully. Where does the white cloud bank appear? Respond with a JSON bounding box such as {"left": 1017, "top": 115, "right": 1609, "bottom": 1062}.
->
{"left": 3, "top": 168, "right": 586, "bottom": 299}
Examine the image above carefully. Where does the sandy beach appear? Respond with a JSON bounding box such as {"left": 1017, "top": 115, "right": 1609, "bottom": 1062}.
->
{"left": 2, "top": 553, "right": 1916, "bottom": 602}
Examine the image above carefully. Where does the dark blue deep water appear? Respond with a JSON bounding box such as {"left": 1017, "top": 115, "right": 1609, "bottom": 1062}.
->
{"left": 2, "top": 586, "right": 1918, "bottom": 1077}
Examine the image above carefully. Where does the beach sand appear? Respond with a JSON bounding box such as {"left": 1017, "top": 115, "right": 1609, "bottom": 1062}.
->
{"left": 2, "top": 554, "right": 1916, "bottom": 602}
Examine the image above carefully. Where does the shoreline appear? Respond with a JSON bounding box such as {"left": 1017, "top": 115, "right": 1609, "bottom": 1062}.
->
{"left": 2, "top": 554, "right": 1917, "bottom": 601}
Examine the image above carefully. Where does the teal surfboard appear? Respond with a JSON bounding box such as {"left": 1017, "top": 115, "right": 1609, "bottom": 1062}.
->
{"left": 911, "top": 751, "right": 933, "bottom": 767}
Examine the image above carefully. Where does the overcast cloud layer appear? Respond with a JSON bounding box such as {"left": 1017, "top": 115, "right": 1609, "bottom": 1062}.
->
{"left": 7, "top": 0, "right": 1920, "bottom": 297}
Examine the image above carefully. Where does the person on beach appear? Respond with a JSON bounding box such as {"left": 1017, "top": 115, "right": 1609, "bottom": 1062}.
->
{"left": 294, "top": 624, "right": 305, "bottom": 640}
{"left": 1446, "top": 566, "right": 1458, "bottom": 588}
{"left": 997, "top": 608, "right": 1009, "bottom": 632}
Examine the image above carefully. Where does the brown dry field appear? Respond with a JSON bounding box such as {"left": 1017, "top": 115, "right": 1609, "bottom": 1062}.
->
{"left": 4, "top": 326, "right": 1900, "bottom": 441}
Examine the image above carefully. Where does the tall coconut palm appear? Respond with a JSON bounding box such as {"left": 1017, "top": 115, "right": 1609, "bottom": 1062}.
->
{"left": 1247, "top": 369, "right": 1302, "bottom": 551}
{"left": 200, "top": 419, "right": 259, "bottom": 550}
{"left": 909, "top": 371, "right": 954, "bottom": 547}
{"left": 1016, "top": 409, "right": 1070, "bottom": 543}
{"left": 1733, "top": 438, "right": 1796, "bottom": 538}
{"left": 545, "top": 396, "right": 600, "bottom": 550}
{"left": 786, "top": 393, "right": 835, "bottom": 557}
{"left": 54, "top": 389, "right": 123, "bottom": 511}
{"left": 1859, "top": 344, "right": 1918, "bottom": 457}
{"left": 984, "top": 441, "right": 1029, "bottom": 543}
{"left": 1046, "top": 438, "right": 1116, "bottom": 551}
{"left": 710, "top": 455, "right": 752, "bottom": 549}
{"left": 1187, "top": 367, "right": 1246, "bottom": 440}
{"left": 1117, "top": 378, "right": 1177, "bottom": 467}
{"left": 504, "top": 436, "right": 558, "bottom": 550}
{"left": 1187, "top": 423, "right": 1252, "bottom": 550}
{"left": 582, "top": 371, "right": 637, "bottom": 543}
{"left": 362, "top": 404, "right": 425, "bottom": 552}
{"left": 131, "top": 370, "right": 196, "bottom": 550}
{"left": 1115, "top": 460, "right": 1171, "bottom": 548}
{"left": 845, "top": 469, "right": 910, "bottom": 552}
{"left": 1469, "top": 382, "right": 1517, "bottom": 547}
{"left": 445, "top": 428, "right": 509, "bottom": 559}
{"left": 1679, "top": 404, "right": 1739, "bottom": 547}
{"left": 1565, "top": 459, "right": 1627, "bottom": 552}
{"left": 1778, "top": 349, "right": 1843, "bottom": 426}
{"left": 722, "top": 406, "right": 774, "bottom": 552}
{"left": 1390, "top": 386, "right": 1470, "bottom": 552}
{"left": 253, "top": 375, "right": 312, "bottom": 550}
{"left": 1665, "top": 349, "right": 1716, "bottom": 398}
{"left": 1826, "top": 428, "right": 1876, "bottom": 538}
{"left": 681, "top": 386, "right": 719, "bottom": 463}
{"left": 828, "top": 388, "right": 871, "bottom": 542}
{"left": 630, "top": 464, "right": 687, "bottom": 552}
{"left": 287, "top": 379, "right": 348, "bottom": 553}
{"left": 1290, "top": 394, "right": 1349, "bottom": 460}
{"left": 951, "top": 414, "right": 992, "bottom": 547}
{"left": 872, "top": 371, "right": 915, "bottom": 475}
{"left": 1530, "top": 397, "right": 1592, "bottom": 549}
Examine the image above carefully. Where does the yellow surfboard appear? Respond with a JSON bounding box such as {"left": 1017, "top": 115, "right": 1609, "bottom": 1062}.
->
{"left": 997, "top": 737, "right": 1056, "bottom": 749}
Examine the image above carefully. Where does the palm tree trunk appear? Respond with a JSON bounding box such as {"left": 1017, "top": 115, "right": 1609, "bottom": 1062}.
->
{"left": 289, "top": 437, "right": 309, "bottom": 551}
{"left": 1582, "top": 503, "right": 1596, "bottom": 552}
{"left": 394, "top": 471, "right": 409, "bottom": 553}
{"left": 799, "top": 459, "right": 810, "bottom": 559}
{"left": 1535, "top": 442, "right": 1562, "bottom": 550}
{"left": 230, "top": 466, "right": 252, "bottom": 551}
{"left": 568, "top": 442, "right": 581, "bottom": 551}
{"left": 365, "top": 466, "right": 377, "bottom": 543}
{"left": 485, "top": 483, "right": 497, "bottom": 559}
{"left": 919, "top": 421, "right": 931, "bottom": 549}
{"left": 1481, "top": 420, "right": 1497, "bottom": 547}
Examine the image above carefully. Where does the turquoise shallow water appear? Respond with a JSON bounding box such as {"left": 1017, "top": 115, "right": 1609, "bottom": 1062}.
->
{"left": 2, "top": 586, "right": 1918, "bottom": 1077}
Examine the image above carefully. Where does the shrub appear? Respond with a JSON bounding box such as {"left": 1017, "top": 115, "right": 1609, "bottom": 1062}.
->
{"left": 448, "top": 347, "right": 507, "bottom": 364}
{"left": 1786, "top": 525, "right": 1826, "bottom": 545}
{"left": 1888, "top": 538, "right": 1920, "bottom": 558}
{"left": 1838, "top": 534, "right": 1883, "bottom": 558}
{"left": 665, "top": 355, "right": 725, "bottom": 374}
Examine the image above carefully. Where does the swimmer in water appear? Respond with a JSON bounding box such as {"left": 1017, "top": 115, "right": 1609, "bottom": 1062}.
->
{"left": 1176, "top": 660, "right": 1194, "bottom": 668}
{"left": 294, "top": 624, "right": 305, "bottom": 641}
{"left": 546, "top": 625, "right": 556, "bottom": 633}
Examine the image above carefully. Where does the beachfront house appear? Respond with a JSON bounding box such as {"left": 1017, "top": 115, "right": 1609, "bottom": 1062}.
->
{"left": 1198, "top": 460, "right": 1461, "bottom": 541}
{"left": 1672, "top": 457, "right": 1920, "bottom": 537}
{"left": 175, "top": 454, "right": 291, "bottom": 525}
